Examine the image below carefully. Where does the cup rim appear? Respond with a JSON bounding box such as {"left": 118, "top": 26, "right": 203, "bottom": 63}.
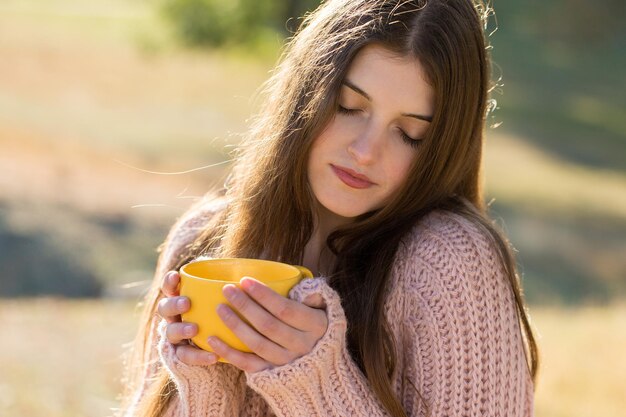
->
{"left": 179, "top": 257, "right": 306, "bottom": 284}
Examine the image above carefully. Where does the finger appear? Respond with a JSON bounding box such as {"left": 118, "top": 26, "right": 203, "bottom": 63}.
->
{"left": 157, "top": 296, "right": 190, "bottom": 323}
{"left": 175, "top": 344, "right": 218, "bottom": 366}
{"left": 240, "top": 277, "right": 326, "bottom": 332}
{"left": 216, "top": 302, "right": 293, "bottom": 365}
{"left": 160, "top": 271, "right": 180, "bottom": 297}
{"left": 222, "top": 284, "right": 303, "bottom": 351}
{"left": 166, "top": 322, "right": 198, "bottom": 344}
{"left": 302, "top": 293, "right": 326, "bottom": 309}
{"left": 207, "top": 336, "right": 270, "bottom": 373}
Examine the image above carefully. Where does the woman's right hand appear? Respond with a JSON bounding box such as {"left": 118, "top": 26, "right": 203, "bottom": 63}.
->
{"left": 157, "top": 271, "right": 219, "bottom": 366}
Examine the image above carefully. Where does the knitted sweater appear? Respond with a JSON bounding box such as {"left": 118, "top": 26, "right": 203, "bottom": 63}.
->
{"left": 133, "top": 198, "right": 534, "bottom": 416}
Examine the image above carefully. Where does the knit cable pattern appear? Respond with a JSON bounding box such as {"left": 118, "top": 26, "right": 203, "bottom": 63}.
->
{"left": 384, "top": 212, "right": 534, "bottom": 416}
{"left": 157, "top": 320, "right": 248, "bottom": 417}
{"left": 128, "top": 198, "right": 534, "bottom": 416}
{"left": 244, "top": 276, "right": 391, "bottom": 416}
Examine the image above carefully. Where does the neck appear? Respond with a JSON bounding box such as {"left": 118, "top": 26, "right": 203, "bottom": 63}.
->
{"left": 302, "top": 202, "right": 352, "bottom": 276}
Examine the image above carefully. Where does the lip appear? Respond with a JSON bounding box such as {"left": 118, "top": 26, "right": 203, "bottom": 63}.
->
{"left": 330, "top": 164, "right": 375, "bottom": 189}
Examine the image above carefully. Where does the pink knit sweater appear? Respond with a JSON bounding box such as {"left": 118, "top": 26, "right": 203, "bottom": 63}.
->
{"left": 132, "top": 199, "right": 534, "bottom": 416}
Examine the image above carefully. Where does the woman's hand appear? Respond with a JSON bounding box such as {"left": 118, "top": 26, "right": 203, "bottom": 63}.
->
{"left": 208, "top": 277, "right": 328, "bottom": 373}
{"left": 157, "top": 271, "right": 219, "bottom": 366}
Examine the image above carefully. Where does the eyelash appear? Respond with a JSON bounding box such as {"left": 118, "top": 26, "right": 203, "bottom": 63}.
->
{"left": 337, "top": 105, "right": 422, "bottom": 148}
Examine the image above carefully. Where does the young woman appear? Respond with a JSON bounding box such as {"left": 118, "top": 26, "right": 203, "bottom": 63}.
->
{"left": 117, "top": 0, "right": 538, "bottom": 416}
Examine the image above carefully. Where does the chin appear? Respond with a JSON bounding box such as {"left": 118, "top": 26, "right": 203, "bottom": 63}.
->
{"left": 329, "top": 207, "right": 363, "bottom": 219}
{"left": 319, "top": 198, "right": 371, "bottom": 219}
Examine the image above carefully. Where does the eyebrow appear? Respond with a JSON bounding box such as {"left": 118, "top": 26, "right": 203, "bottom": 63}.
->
{"left": 342, "top": 78, "right": 434, "bottom": 123}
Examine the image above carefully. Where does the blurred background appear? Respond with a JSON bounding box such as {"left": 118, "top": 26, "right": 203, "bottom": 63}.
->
{"left": 0, "top": 0, "right": 624, "bottom": 416}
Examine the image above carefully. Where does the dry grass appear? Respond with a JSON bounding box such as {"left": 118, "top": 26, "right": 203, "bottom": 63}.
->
{"left": 0, "top": 299, "right": 139, "bottom": 417}
{"left": 0, "top": 0, "right": 271, "bottom": 165}
{"left": 532, "top": 304, "right": 626, "bottom": 417}
{"left": 0, "top": 2, "right": 624, "bottom": 416}
{"left": 484, "top": 132, "right": 626, "bottom": 220}
{"left": 0, "top": 299, "right": 624, "bottom": 416}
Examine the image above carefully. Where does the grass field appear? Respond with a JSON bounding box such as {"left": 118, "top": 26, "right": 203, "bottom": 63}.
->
{"left": 1, "top": 0, "right": 624, "bottom": 300}
{"left": 0, "top": 1, "right": 625, "bottom": 416}
{"left": 0, "top": 299, "right": 624, "bottom": 417}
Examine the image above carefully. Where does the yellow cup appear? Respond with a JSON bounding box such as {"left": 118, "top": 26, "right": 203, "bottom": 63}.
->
{"left": 179, "top": 258, "right": 313, "bottom": 362}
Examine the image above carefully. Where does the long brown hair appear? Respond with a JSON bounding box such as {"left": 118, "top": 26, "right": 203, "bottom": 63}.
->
{"left": 117, "top": 1, "right": 538, "bottom": 416}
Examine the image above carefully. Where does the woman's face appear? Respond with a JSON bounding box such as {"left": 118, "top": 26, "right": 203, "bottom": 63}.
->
{"left": 307, "top": 43, "right": 435, "bottom": 221}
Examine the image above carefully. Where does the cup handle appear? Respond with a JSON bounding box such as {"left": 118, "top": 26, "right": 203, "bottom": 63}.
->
{"left": 294, "top": 265, "right": 314, "bottom": 278}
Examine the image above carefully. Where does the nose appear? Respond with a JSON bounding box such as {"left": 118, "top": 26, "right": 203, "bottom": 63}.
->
{"left": 347, "top": 122, "right": 382, "bottom": 166}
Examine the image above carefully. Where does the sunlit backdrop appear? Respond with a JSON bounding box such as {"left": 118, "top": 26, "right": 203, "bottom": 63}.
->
{"left": 0, "top": 1, "right": 624, "bottom": 416}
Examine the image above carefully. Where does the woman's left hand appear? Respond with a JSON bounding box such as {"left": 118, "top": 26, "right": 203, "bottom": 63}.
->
{"left": 208, "top": 277, "right": 328, "bottom": 373}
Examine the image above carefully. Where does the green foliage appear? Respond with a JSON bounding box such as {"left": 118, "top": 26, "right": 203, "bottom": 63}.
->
{"left": 161, "top": 0, "right": 321, "bottom": 48}
{"left": 162, "top": 0, "right": 236, "bottom": 46}
{"left": 489, "top": 0, "right": 626, "bottom": 171}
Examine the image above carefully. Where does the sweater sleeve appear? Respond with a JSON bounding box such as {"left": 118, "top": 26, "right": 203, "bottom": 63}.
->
{"left": 243, "top": 277, "right": 391, "bottom": 416}
{"left": 156, "top": 319, "right": 249, "bottom": 417}
{"left": 122, "top": 197, "right": 257, "bottom": 417}
{"left": 243, "top": 212, "right": 534, "bottom": 417}
{"left": 392, "top": 213, "right": 535, "bottom": 416}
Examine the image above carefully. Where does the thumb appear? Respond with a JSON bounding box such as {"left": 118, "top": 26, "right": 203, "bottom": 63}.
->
{"left": 302, "top": 293, "right": 326, "bottom": 309}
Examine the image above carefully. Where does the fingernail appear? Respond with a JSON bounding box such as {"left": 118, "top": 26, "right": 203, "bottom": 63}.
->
{"left": 177, "top": 298, "right": 188, "bottom": 310}
{"left": 222, "top": 285, "right": 237, "bottom": 298}
{"left": 184, "top": 324, "right": 195, "bottom": 337}
{"left": 216, "top": 304, "right": 231, "bottom": 318}
{"left": 206, "top": 353, "right": 217, "bottom": 364}
{"left": 241, "top": 277, "right": 257, "bottom": 293}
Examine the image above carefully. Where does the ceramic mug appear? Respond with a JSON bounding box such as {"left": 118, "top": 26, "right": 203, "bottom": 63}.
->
{"left": 179, "top": 258, "right": 313, "bottom": 362}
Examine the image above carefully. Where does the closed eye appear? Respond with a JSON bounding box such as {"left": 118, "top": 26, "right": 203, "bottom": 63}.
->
{"left": 338, "top": 104, "right": 423, "bottom": 148}
{"left": 337, "top": 105, "right": 361, "bottom": 116}
{"left": 397, "top": 128, "right": 422, "bottom": 148}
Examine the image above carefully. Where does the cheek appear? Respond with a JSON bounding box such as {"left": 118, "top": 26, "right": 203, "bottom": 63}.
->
{"left": 307, "top": 130, "right": 333, "bottom": 181}
{"left": 386, "top": 150, "right": 415, "bottom": 190}
{"left": 307, "top": 135, "right": 326, "bottom": 169}
{"left": 308, "top": 123, "right": 340, "bottom": 160}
